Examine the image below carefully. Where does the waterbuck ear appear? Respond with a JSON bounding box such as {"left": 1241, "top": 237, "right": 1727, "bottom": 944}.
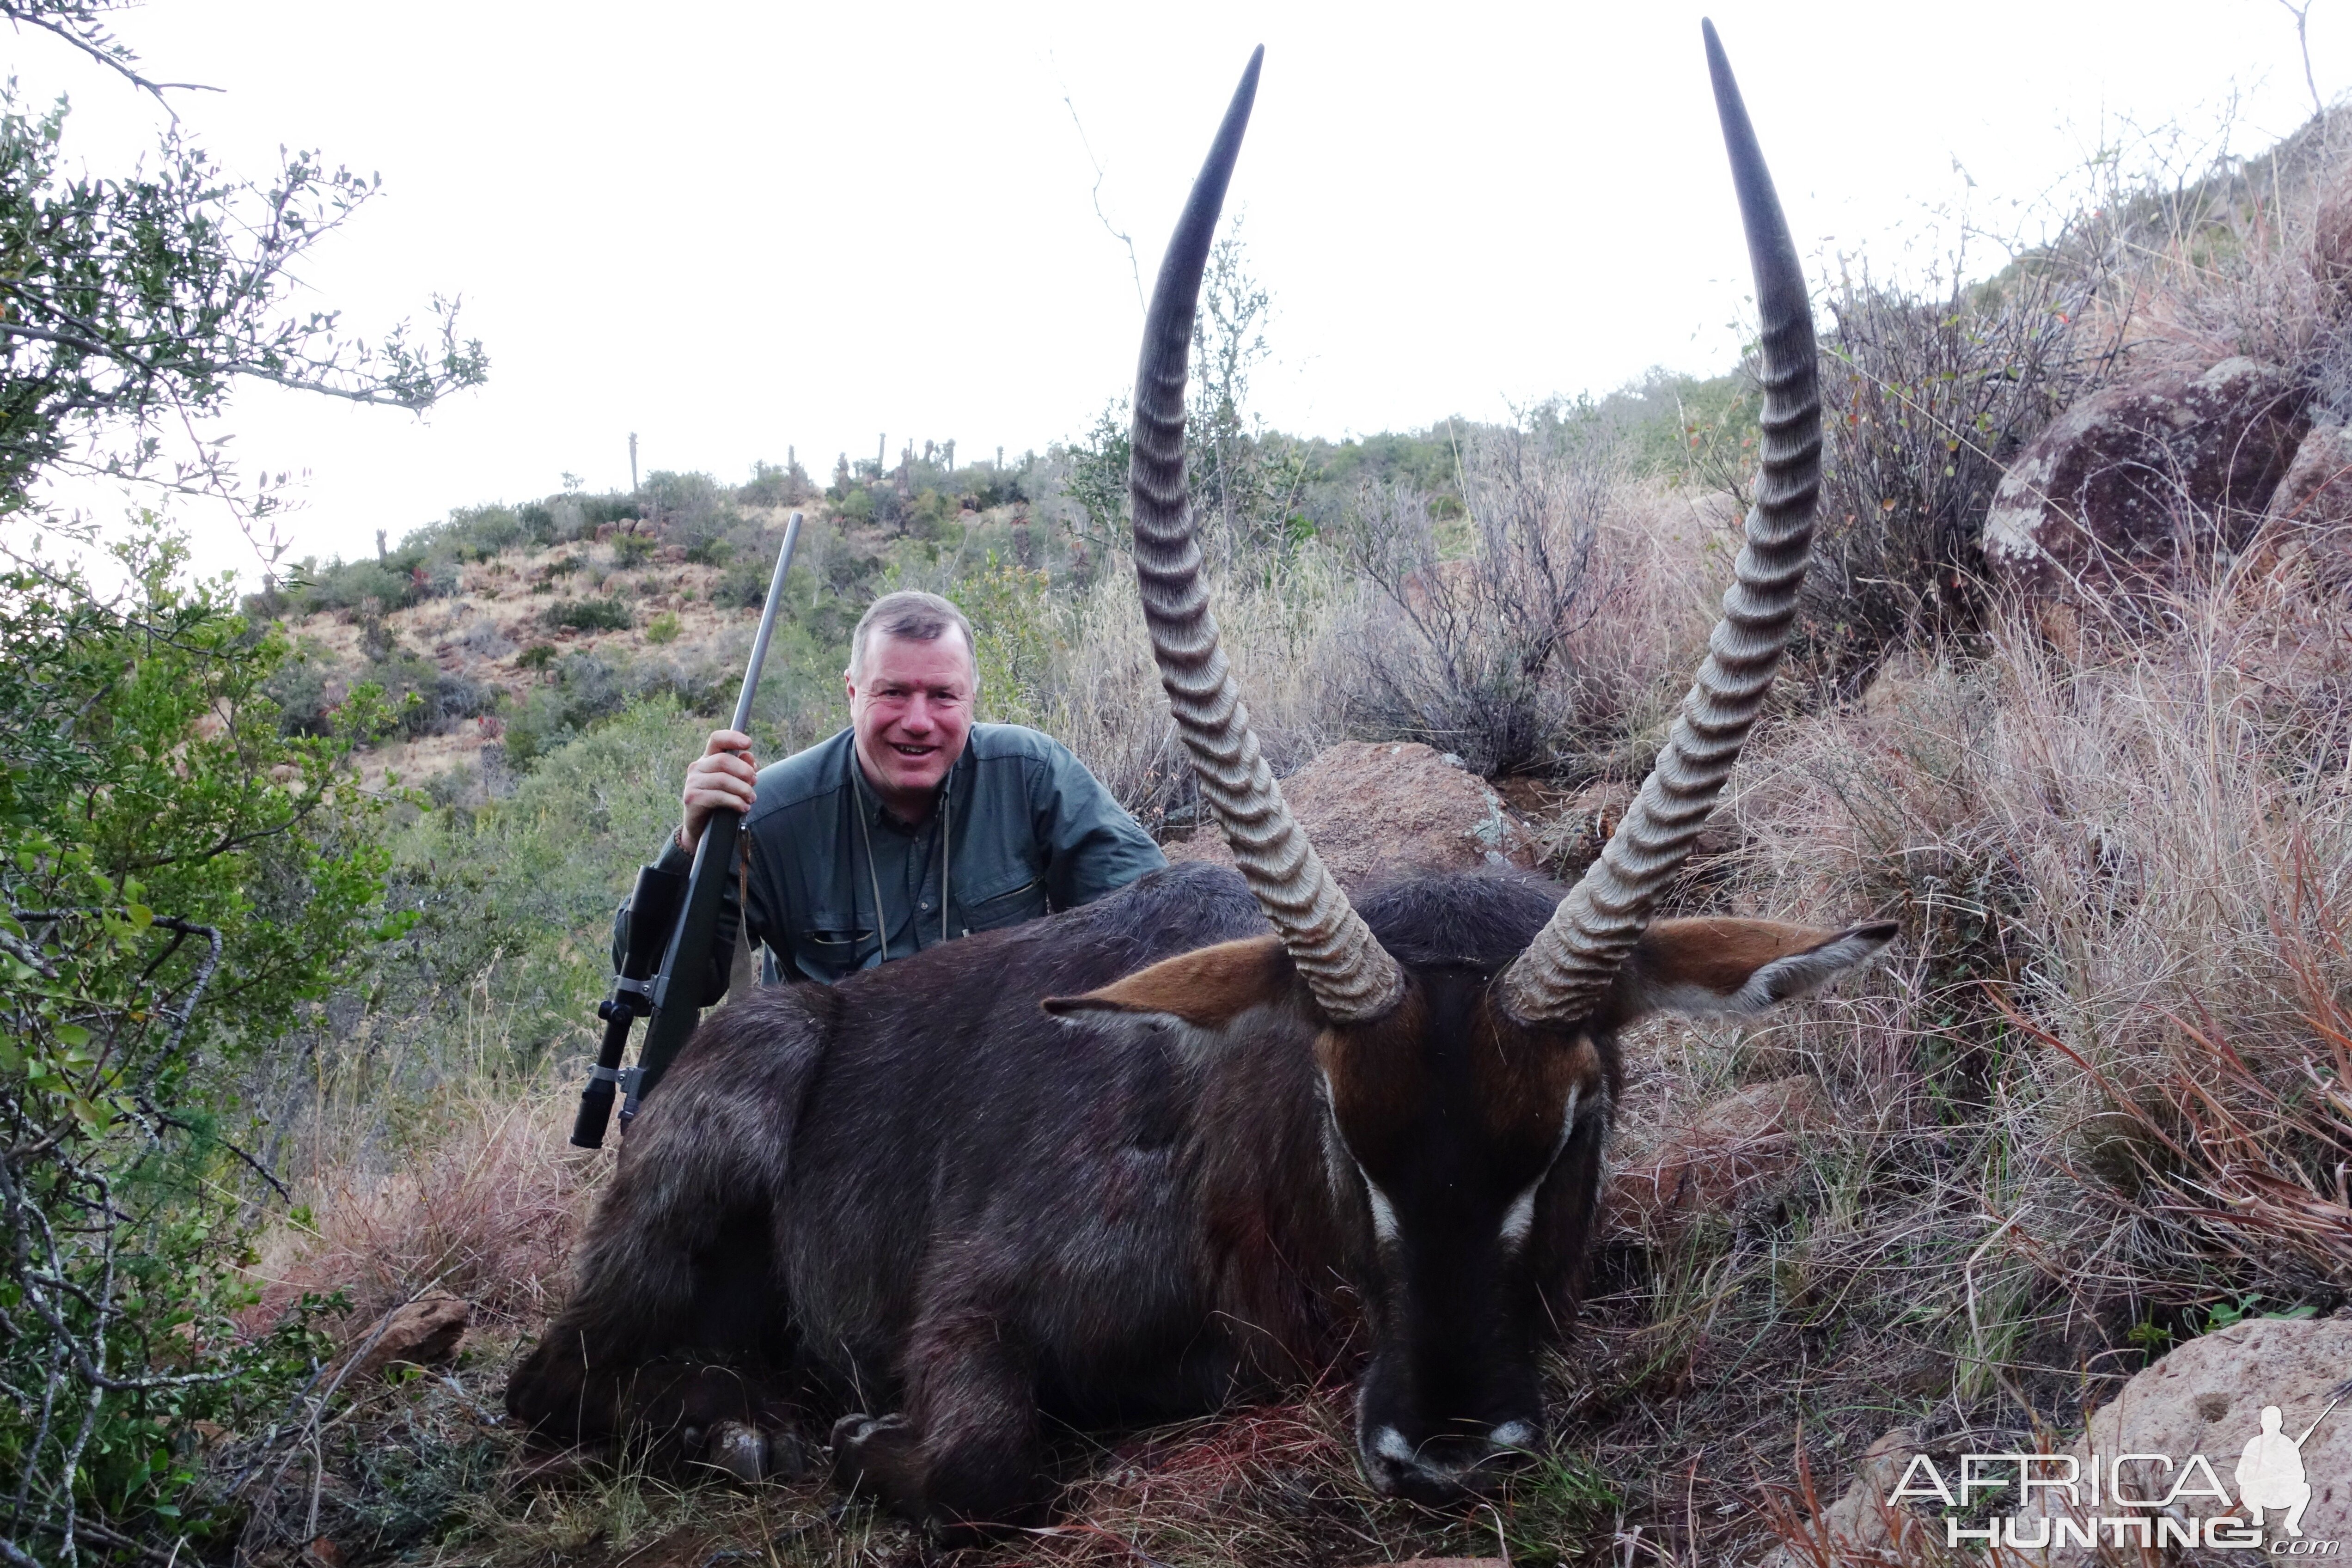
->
{"left": 1595, "top": 917, "right": 1897, "bottom": 1032}
{"left": 1042, "top": 936, "right": 1295, "bottom": 1030}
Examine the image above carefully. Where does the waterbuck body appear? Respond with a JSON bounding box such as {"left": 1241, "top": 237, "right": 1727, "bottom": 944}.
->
{"left": 511, "top": 866, "right": 1613, "bottom": 1509}
{"left": 508, "top": 24, "right": 1897, "bottom": 1537}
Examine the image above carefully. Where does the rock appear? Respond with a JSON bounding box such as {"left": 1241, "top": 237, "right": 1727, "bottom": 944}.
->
{"left": 1759, "top": 1428, "right": 1924, "bottom": 1568}
{"left": 1610, "top": 1077, "right": 1825, "bottom": 1238}
{"left": 1981, "top": 358, "right": 2309, "bottom": 598}
{"left": 1164, "top": 741, "right": 1539, "bottom": 890}
{"left": 334, "top": 1293, "right": 469, "bottom": 1384}
{"left": 2312, "top": 184, "right": 2352, "bottom": 295}
{"left": 1999, "top": 1314, "right": 2352, "bottom": 1562}
{"left": 2259, "top": 418, "right": 2352, "bottom": 591}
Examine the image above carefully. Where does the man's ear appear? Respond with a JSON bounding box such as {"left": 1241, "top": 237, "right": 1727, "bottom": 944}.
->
{"left": 1043, "top": 935, "right": 1295, "bottom": 1030}
{"left": 1595, "top": 917, "right": 1897, "bottom": 1032}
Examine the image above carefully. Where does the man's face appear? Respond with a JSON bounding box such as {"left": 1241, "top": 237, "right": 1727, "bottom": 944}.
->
{"left": 846, "top": 628, "right": 975, "bottom": 817}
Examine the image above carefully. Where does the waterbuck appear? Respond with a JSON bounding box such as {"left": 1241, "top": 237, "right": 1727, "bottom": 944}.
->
{"left": 507, "top": 24, "right": 1894, "bottom": 1536}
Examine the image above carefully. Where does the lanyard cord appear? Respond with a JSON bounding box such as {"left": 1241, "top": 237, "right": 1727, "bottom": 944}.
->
{"left": 855, "top": 793, "right": 889, "bottom": 966}
{"left": 853, "top": 756, "right": 955, "bottom": 966}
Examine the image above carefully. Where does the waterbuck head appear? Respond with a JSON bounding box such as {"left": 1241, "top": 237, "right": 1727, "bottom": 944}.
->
{"left": 1050, "top": 27, "right": 1894, "bottom": 1504}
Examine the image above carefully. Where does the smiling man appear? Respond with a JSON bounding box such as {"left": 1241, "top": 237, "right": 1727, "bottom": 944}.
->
{"left": 623, "top": 589, "right": 1165, "bottom": 995}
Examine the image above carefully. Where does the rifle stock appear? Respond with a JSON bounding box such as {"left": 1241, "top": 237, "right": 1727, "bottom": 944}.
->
{"left": 569, "top": 511, "right": 802, "bottom": 1146}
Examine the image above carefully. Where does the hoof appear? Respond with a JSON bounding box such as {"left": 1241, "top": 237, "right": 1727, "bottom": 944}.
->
{"left": 829, "top": 1411, "right": 910, "bottom": 1495}
{"left": 708, "top": 1421, "right": 770, "bottom": 1484}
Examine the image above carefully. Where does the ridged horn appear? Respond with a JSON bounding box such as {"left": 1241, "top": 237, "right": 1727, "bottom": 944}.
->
{"left": 1499, "top": 19, "right": 1821, "bottom": 1025}
{"left": 1130, "top": 48, "right": 1405, "bottom": 1023}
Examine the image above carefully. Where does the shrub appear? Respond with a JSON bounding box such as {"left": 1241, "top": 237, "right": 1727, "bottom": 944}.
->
{"left": 1790, "top": 257, "right": 2116, "bottom": 691}
{"left": 739, "top": 455, "right": 812, "bottom": 507}
{"left": 446, "top": 503, "right": 523, "bottom": 556}
{"left": 289, "top": 555, "right": 419, "bottom": 615}
{"left": 263, "top": 651, "right": 335, "bottom": 737}
{"left": 515, "top": 642, "right": 557, "bottom": 672}
{"left": 641, "top": 469, "right": 736, "bottom": 550}
{"left": 643, "top": 610, "right": 681, "bottom": 645}
{"left": 609, "top": 531, "right": 656, "bottom": 568}
{"left": 1, "top": 531, "right": 400, "bottom": 1556}
{"left": 716, "top": 558, "right": 773, "bottom": 608}
{"left": 543, "top": 597, "right": 631, "bottom": 634}
{"left": 1327, "top": 418, "right": 1694, "bottom": 779}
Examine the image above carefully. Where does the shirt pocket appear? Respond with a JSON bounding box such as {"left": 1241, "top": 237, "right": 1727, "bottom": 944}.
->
{"left": 959, "top": 872, "right": 1049, "bottom": 934}
{"left": 794, "top": 910, "right": 879, "bottom": 976}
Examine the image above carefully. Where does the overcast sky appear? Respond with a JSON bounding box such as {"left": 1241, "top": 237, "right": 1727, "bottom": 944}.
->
{"left": 17, "top": 0, "right": 2351, "bottom": 573}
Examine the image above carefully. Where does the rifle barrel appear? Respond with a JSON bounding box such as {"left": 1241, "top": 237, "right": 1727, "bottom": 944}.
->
{"left": 730, "top": 512, "right": 803, "bottom": 733}
{"left": 623, "top": 512, "right": 804, "bottom": 1120}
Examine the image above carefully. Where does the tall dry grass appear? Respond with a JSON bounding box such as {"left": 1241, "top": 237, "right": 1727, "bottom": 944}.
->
{"left": 1003, "top": 549, "right": 1353, "bottom": 827}
{"left": 247, "top": 1075, "right": 601, "bottom": 1336}
{"left": 1730, "top": 570, "right": 2352, "bottom": 1344}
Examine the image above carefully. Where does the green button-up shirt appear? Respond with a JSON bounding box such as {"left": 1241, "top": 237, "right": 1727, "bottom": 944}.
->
{"left": 618, "top": 723, "right": 1166, "bottom": 996}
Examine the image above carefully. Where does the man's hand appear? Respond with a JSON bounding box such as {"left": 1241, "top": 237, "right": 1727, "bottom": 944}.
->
{"left": 679, "top": 729, "right": 758, "bottom": 854}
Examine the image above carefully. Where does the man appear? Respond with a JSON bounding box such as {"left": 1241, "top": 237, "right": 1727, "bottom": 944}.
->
{"left": 620, "top": 588, "right": 1165, "bottom": 999}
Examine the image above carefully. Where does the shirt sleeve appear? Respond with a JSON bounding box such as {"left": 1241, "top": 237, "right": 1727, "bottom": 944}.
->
{"left": 609, "top": 830, "right": 742, "bottom": 1007}
{"left": 1031, "top": 740, "right": 1168, "bottom": 910}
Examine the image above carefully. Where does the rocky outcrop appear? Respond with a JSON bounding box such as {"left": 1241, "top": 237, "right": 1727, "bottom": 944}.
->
{"left": 1163, "top": 741, "right": 1539, "bottom": 890}
{"left": 1982, "top": 358, "right": 2309, "bottom": 598}
{"left": 2002, "top": 1314, "right": 2352, "bottom": 1562}
{"left": 2259, "top": 417, "right": 2352, "bottom": 590}
{"left": 1764, "top": 1317, "right": 2352, "bottom": 1566}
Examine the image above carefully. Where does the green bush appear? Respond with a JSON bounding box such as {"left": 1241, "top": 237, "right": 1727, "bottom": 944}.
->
{"left": 610, "top": 531, "right": 657, "bottom": 568}
{"left": 643, "top": 610, "right": 681, "bottom": 645}
{"left": 716, "top": 559, "right": 771, "bottom": 609}
{"left": 288, "top": 556, "right": 420, "bottom": 614}
{"left": 544, "top": 597, "right": 631, "bottom": 634}
{"left": 445, "top": 504, "right": 522, "bottom": 556}
{"left": 1, "top": 530, "right": 403, "bottom": 1552}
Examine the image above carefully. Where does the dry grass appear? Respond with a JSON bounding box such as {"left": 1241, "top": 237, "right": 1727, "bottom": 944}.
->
{"left": 1008, "top": 549, "right": 1354, "bottom": 826}
{"left": 247, "top": 1076, "right": 602, "bottom": 1336}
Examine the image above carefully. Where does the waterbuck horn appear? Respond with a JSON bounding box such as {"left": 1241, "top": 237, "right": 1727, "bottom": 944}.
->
{"left": 1130, "top": 48, "right": 1406, "bottom": 1023}
{"left": 1499, "top": 20, "right": 1822, "bottom": 1025}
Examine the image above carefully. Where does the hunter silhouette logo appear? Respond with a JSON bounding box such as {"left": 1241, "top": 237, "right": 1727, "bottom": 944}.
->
{"left": 1887, "top": 1396, "right": 2344, "bottom": 1553}
{"left": 2240, "top": 1400, "right": 2339, "bottom": 1539}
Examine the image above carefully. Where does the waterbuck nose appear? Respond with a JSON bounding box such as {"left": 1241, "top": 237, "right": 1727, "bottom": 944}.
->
{"left": 1360, "top": 1422, "right": 1539, "bottom": 1503}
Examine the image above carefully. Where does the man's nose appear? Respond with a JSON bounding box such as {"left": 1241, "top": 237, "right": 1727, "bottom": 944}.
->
{"left": 898, "top": 696, "right": 935, "bottom": 733}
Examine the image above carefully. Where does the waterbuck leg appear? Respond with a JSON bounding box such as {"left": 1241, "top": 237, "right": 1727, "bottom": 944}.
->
{"left": 831, "top": 1305, "right": 1045, "bottom": 1540}
{"left": 507, "top": 1010, "right": 815, "bottom": 1450}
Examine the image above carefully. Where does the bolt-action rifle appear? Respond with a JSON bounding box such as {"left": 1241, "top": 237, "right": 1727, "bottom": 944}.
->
{"left": 570, "top": 511, "right": 802, "bottom": 1149}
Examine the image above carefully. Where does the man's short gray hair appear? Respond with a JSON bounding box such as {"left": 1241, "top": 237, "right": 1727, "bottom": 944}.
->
{"left": 849, "top": 590, "right": 977, "bottom": 684}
